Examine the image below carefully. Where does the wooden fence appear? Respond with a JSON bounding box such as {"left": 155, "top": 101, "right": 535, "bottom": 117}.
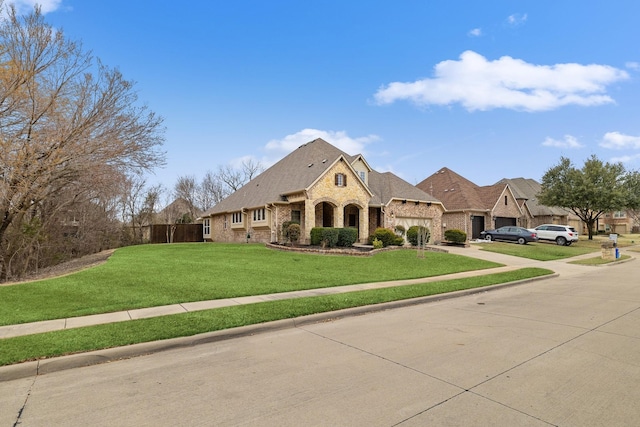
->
{"left": 149, "top": 224, "right": 204, "bottom": 244}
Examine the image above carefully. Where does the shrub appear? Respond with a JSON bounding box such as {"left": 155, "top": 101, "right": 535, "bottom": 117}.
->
{"left": 394, "top": 225, "right": 406, "bottom": 236}
{"left": 372, "top": 238, "right": 383, "bottom": 249}
{"left": 282, "top": 220, "right": 300, "bottom": 244}
{"left": 394, "top": 236, "right": 405, "bottom": 246}
{"left": 406, "top": 225, "right": 431, "bottom": 246}
{"left": 337, "top": 227, "right": 358, "bottom": 247}
{"left": 310, "top": 227, "right": 339, "bottom": 248}
{"left": 444, "top": 229, "right": 467, "bottom": 244}
{"left": 369, "top": 227, "right": 399, "bottom": 247}
{"left": 286, "top": 223, "right": 301, "bottom": 245}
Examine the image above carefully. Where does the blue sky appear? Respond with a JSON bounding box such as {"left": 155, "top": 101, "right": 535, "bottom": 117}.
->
{"left": 11, "top": 0, "right": 640, "bottom": 189}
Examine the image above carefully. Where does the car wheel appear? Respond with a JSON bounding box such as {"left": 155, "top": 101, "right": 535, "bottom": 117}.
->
{"left": 485, "top": 234, "right": 493, "bottom": 241}
{"left": 556, "top": 236, "right": 567, "bottom": 246}
{"left": 517, "top": 237, "right": 526, "bottom": 245}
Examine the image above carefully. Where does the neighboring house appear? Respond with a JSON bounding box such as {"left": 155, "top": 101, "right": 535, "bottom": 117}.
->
{"left": 417, "top": 168, "right": 527, "bottom": 240}
{"left": 156, "top": 197, "right": 202, "bottom": 225}
{"left": 496, "top": 178, "right": 581, "bottom": 229}
{"left": 200, "top": 138, "right": 445, "bottom": 244}
{"left": 598, "top": 210, "right": 638, "bottom": 234}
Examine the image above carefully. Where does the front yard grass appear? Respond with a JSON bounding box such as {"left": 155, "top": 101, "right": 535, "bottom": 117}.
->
{"left": 0, "top": 267, "right": 552, "bottom": 366}
{"left": 477, "top": 240, "right": 601, "bottom": 261}
{"left": 569, "top": 255, "right": 632, "bottom": 265}
{"left": 0, "top": 243, "right": 503, "bottom": 326}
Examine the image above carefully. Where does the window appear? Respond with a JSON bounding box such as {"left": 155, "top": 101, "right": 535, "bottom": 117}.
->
{"left": 253, "top": 208, "right": 266, "bottom": 221}
{"left": 203, "top": 218, "right": 210, "bottom": 235}
{"left": 223, "top": 216, "right": 228, "bottom": 229}
{"left": 335, "top": 173, "right": 347, "bottom": 187}
{"left": 359, "top": 171, "right": 365, "bottom": 181}
{"left": 232, "top": 212, "right": 242, "bottom": 224}
{"left": 291, "top": 210, "right": 301, "bottom": 224}
{"left": 613, "top": 211, "right": 626, "bottom": 218}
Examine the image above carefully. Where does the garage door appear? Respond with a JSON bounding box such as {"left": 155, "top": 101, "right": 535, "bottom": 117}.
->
{"left": 495, "top": 217, "right": 516, "bottom": 228}
{"left": 396, "top": 217, "right": 432, "bottom": 233}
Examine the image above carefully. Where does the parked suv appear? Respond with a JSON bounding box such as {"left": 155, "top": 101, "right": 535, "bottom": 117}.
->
{"left": 528, "top": 224, "right": 579, "bottom": 246}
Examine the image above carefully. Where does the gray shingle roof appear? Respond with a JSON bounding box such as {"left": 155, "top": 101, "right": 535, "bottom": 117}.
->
{"left": 497, "top": 178, "right": 572, "bottom": 217}
{"left": 204, "top": 138, "right": 440, "bottom": 215}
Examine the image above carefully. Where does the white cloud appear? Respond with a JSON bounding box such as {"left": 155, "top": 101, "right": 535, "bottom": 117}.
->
{"left": 468, "top": 28, "right": 482, "bottom": 37}
{"left": 542, "top": 135, "right": 584, "bottom": 149}
{"left": 265, "top": 129, "right": 380, "bottom": 156}
{"left": 507, "top": 13, "right": 528, "bottom": 27}
{"left": 4, "top": 0, "right": 62, "bottom": 14}
{"left": 600, "top": 131, "right": 640, "bottom": 149}
{"left": 626, "top": 62, "right": 640, "bottom": 71}
{"left": 374, "top": 50, "right": 629, "bottom": 112}
{"left": 610, "top": 154, "right": 640, "bottom": 163}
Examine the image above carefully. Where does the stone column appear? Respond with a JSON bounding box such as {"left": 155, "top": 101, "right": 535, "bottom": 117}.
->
{"left": 304, "top": 201, "right": 315, "bottom": 244}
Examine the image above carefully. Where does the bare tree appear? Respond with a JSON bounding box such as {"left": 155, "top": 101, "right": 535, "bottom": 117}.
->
{"left": 0, "top": 6, "right": 165, "bottom": 278}
{"left": 199, "top": 170, "right": 227, "bottom": 211}
{"left": 242, "top": 158, "right": 263, "bottom": 182}
{"left": 120, "top": 174, "right": 164, "bottom": 244}
{"left": 160, "top": 192, "right": 181, "bottom": 243}
{"left": 216, "top": 164, "right": 244, "bottom": 193}
{"left": 174, "top": 175, "right": 199, "bottom": 220}
{"left": 215, "top": 159, "right": 264, "bottom": 194}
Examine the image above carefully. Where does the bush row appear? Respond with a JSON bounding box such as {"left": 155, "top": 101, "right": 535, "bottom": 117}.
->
{"left": 310, "top": 227, "right": 358, "bottom": 248}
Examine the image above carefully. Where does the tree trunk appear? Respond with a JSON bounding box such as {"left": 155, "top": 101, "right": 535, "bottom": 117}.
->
{"left": 586, "top": 218, "right": 596, "bottom": 240}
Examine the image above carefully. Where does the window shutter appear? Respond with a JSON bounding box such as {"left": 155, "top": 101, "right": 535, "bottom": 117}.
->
{"left": 344, "top": 174, "right": 347, "bottom": 186}
{"left": 335, "top": 174, "right": 338, "bottom": 185}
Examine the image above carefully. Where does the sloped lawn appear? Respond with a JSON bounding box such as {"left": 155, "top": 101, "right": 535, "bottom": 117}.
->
{"left": 478, "top": 241, "right": 600, "bottom": 261}
{"left": 0, "top": 267, "right": 551, "bottom": 366}
{"left": 0, "top": 243, "right": 503, "bottom": 326}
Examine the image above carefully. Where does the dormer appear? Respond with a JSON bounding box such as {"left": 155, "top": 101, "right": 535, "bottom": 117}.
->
{"left": 350, "top": 154, "right": 373, "bottom": 186}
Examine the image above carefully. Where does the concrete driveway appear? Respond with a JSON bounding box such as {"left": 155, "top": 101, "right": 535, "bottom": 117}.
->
{"left": 2, "top": 249, "right": 640, "bottom": 426}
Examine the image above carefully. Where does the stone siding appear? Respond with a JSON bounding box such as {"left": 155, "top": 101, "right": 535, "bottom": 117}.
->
{"left": 304, "top": 160, "right": 371, "bottom": 243}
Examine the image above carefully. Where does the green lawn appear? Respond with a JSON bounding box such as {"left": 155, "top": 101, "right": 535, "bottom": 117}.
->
{"left": 0, "top": 243, "right": 503, "bottom": 326}
{"left": 0, "top": 267, "right": 552, "bottom": 366}
{"left": 477, "top": 240, "right": 601, "bottom": 261}
{"left": 569, "top": 255, "right": 631, "bottom": 265}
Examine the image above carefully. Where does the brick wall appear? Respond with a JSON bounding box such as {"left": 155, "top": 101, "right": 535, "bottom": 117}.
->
{"left": 384, "top": 200, "right": 444, "bottom": 243}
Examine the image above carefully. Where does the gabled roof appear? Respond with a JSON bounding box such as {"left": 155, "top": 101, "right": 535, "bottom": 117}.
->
{"left": 205, "top": 138, "right": 440, "bottom": 215}
{"left": 497, "top": 177, "right": 572, "bottom": 217}
{"left": 369, "top": 171, "right": 440, "bottom": 207}
{"left": 417, "top": 167, "right": 501, "bottom": 211}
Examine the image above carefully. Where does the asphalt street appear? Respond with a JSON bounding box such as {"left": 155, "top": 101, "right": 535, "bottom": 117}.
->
{"left": 1, "top": 247, "right": 639, "bottom": 426}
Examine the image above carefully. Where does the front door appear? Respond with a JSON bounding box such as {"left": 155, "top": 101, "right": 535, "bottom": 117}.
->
{"left": 471, "top": 216, "right": 485, "bottom": 239}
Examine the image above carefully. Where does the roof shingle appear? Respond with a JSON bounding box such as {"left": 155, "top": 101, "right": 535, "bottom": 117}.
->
{"left": 205, "top": 138, "right": 440, "bottom": 215}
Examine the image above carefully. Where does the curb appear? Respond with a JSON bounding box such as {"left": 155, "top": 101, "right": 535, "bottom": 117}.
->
{"left": 0, "top": 273, "right": 557, "bottom": 382}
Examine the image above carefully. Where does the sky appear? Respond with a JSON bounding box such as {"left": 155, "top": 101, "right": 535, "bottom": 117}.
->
{"left": 8, "top": 0, "right": 640, "bottom": 190}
